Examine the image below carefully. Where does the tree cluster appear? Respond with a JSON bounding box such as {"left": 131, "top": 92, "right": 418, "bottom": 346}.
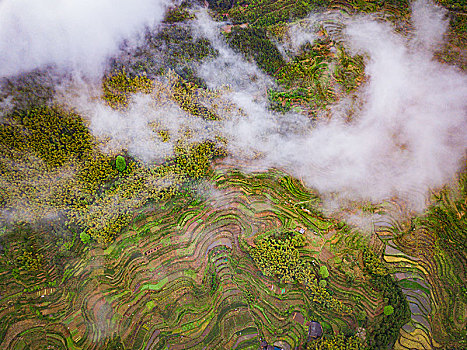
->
{"left": 225, "top": 26, "right": 285, "bottom": 76}
{"left": 0, "top": 106, "right": 92, "bottom": 168}
{"left": 173, "top": 140, "right": 227, "bottom": 179}
{"left": 172, "top": 78, "right": 219, "bottom": 120}
{"left": 362, "top": 248, "right": 388, "bottom": 277}
{"left": 102, "top": 68, "right": 153, "bottom": 109}
{"left": 249, "top": 232, "right": 349, "bottom": 313}
{"left": 163, "top": 1, "right": 194, "bottom": 24}
{"left": 362, "top": 249, "right": 410, "bottom": 349}
{"left": 0, "top": 98, "right": 228, "bottom": 243}
{"left": 225, "top": 0, "right": 330, "bottom": 27}
{"left": 306, "top": 334, "right": 364, "bottom": 350}
{"left": 17, "top": 249, "right": 44, "bottom": 271}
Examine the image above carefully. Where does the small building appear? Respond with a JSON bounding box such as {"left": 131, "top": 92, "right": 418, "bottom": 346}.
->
{"left": 308, "top": 321, "right": 323, "bottom": 341}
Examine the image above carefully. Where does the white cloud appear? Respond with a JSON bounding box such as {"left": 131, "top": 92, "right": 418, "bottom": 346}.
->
{"left": 0, "top": 0, "right": 170, "bottom": 78}
{"left": 4, "top": 0, "right": 465, "bottom": 218}
{"left": 411, "top": 0, "right": 449, "bottom": 50}
{"left": 195, "top": 1, "right": 467, "bottom": 210}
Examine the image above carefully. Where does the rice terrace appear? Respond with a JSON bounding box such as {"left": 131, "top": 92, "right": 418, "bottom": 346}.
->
{"left": 0, "top": 0, "right": 466, "bottom": 349}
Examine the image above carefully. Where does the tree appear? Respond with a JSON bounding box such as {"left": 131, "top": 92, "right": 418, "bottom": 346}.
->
{"left": 383, "top": 305, "right": 394, "bottom": 316}
{"left": 80, "top": 231, "right": 90, "bottom": 244}
{"left": 116, "top": 155, "right": 126, "bottom": 172}
{"left": 306, "top": 333, "right": 364, "bottom": 350}
{"left": 319, "top": 265, "right": 329, "bottom": 279}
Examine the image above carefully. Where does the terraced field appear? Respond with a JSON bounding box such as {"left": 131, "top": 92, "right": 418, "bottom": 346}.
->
{"left": 6, "top": 163, "right": 460, "bottom": 349}
{"left": 380, "top": 183, "right": 467, "bottom": 350}
{"left": 1, "top": 165, "right": 398, "bottom": 349}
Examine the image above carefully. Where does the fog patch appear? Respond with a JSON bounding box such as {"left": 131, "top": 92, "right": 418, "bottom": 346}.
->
{"left": 0, "top": 0, "right": 170, "bottom": 78}
{"left": 411, "top": 0, "right": 449, "bottom": 50}
{"left": 196, "top": 1, "right": 466, "bottom": 211}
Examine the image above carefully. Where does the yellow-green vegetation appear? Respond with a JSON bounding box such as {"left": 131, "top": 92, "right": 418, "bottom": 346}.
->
{"left": 345, "top": 0, "right": 409, "bottom": 14}
{"left": 218, "top": 8, "right": 365, "bottom": 114}
{"left": 306, "top": 334, "right": 364, "bottom": 350}
{"left": 0, "top": 152, "right": 74, "bottom": 222}
{"left": 0, "top": 105, "right": 132, "bottom": 242}
{"left": 437, "top": 0, "right": 467, "bottom": 12}
{"left": 173, "top": 140, "right": 227, "bottom": 179}
{"left": 319, "top": 279, "right": 327, "bottom": 288}
{"left": 156, "top": 26, "right": 219, "bottom": 66}
{"left": 391, "top": 169, "right": 467, "bottom": 346}
{"left": 362, "top": 248, "right": 388, "bottom": 276}
{"left": 0, "top": 106, "right": 96, "bottom": 222}
{"left": 80, "top": 231, "right": 91, "bottom": 244}
{"left": 0, "top": 1, "right": 464, "bottom": 348}
{"left": 152, "top": 69, "right": 237, "bottom": 121}
{"left": 172, "top": 77, "right": 219, "bottom": 120}
{"left": 17, "top": 250, "right": 44, "bottom": 271}
{"left": 276, "top": 43, "right": 329, "bottom": 89}
{"left": 69, "top": 161, "right": 181, "bottom": 243}
{"left": 319, "top": 265, "right": 329, "bottom": 278}
{"left": 76, "top": 153, "right": 118, "bottom": 194}
{"left": 269, "top": 38, "right": 337, "bottom": 112}
{"left": 158, "top": 129, "right": 170, "bottom": 142}
{"left": 437, "top": 11, "right": 467, "bottom": 70}
{"left": 249, "top": 233, "right": 305, "bottom": 283}
{"left": 0, "top": 106, "right": 92, "bottom": 168}
{"left": 0, "top": 96, "right": 229, "bottom": 243}
{"left": 68, "top": 138, "right": 227, "bottom": 242}
{"left": 249, "top": 232, "right": 350, "bottom": 314}
{"left": 102, "top": 68, "right": 153, "bottom": 109}
{"left": 223, "top": 0, "right": 330, "bottom": 27}
{"left": 163, "top": 1, "right": 194, "bottom": 23}
{"left": 85, "top": 213, "right": 133, "bottom": 245}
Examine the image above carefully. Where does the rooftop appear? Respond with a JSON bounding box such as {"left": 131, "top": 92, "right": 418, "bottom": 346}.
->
{"left": 308, "top": 321, "right": 323, "bottom": 339}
